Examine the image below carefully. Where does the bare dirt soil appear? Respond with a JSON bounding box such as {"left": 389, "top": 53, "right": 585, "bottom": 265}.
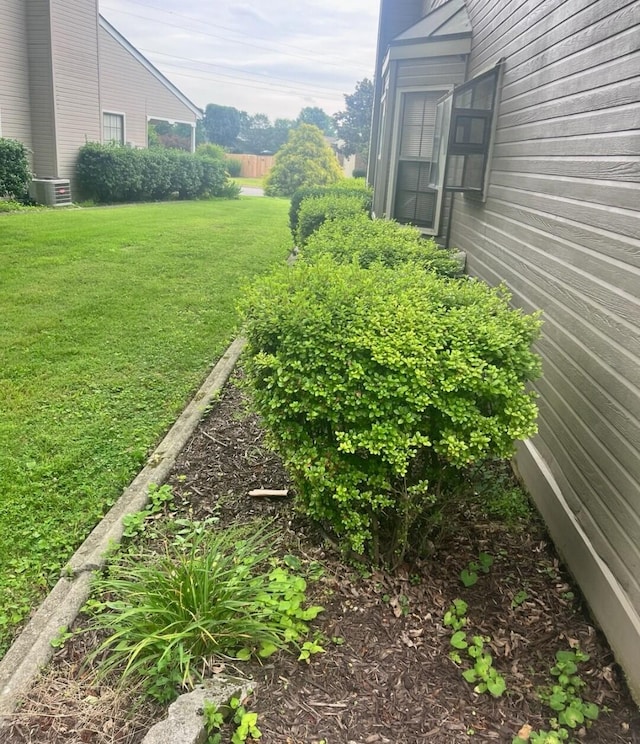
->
{"left": 5, "top": 374, "right": 639, "bottom": 744}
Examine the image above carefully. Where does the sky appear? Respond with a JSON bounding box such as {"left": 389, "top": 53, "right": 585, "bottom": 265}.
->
{"left": 100, "top": 0, "right": 381, "bottom": 122}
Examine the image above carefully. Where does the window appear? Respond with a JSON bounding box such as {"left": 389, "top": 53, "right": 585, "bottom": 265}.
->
{"left": 430, "top": 62, "right": 502, "bottom": 195}
{"left": 103, "top": 113, "right": 124, "bottom": 145}
{"left": 392, "top": 90, "right": 445, "bottom": 231}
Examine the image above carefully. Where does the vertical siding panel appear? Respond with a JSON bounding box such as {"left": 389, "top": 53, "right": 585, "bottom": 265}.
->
{"left": 26, "top": 0, "right": 57, "bottom": 178}
{"left": 449, "top": 0, "right": 640, "bottom": 698}
{"left": 0, "top": 1, "right": 33, "bottom": 151}
{"left": 50, "top": 0, "right": 101, "bottom": 181}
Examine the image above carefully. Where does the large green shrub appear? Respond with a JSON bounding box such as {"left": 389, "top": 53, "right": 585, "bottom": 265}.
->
{"left": 289, "top": 179, "right": 372, "bottom": 236}
{"left": 296, "top": 192, "right": 371, "bottom": 246}
{"left": 0, "top": 138, "right": 31, "bottom": 201}
{"left": 263, "top": 124, "right": 342, "bottom": 198}
{"left": 301, "top": 213, "right": 462, "bottom": 277}
{"left": 76, "top": 143, "right": 232, "bottom": 203}
{"left": 241, "top": 258, "right": 542, "bottom": 563}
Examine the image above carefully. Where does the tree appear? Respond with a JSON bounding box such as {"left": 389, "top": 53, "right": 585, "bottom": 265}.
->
{"left": 203, "top": 104, "right": 241, "bottom": 148}
{"left": 237, "top": 114, "right": 296, "bottom": 155}
{"left": 264, "top": 124, "right": 343, "bottom": 197}
{"left": 333, "top": 78, "right": 374, "bottom": 158}
{"left": 297, "top": 106, "right": 335, "bottom": 136}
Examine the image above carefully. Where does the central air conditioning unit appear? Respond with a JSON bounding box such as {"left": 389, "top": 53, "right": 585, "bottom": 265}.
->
{"left": 29, "top": 179, "right": 72, "bottom": 207}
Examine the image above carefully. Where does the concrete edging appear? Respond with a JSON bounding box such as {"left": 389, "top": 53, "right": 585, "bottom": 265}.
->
{"left": 0, "top": 336, "right": 246, "bottom": 718}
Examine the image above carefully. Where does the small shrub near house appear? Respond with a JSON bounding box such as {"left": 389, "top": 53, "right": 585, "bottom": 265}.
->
{"left": 241, "top": 257, "right": 542, "bottom": 564}
{"left": 263, "top": 123, "right": 343, "bottom": 198}
{"left": 296, "top": 192, "right": 371, "bottom": 246}
{"left": 301, "top": 213, "right": 462, "bottom": 277}
{"left": 288, "top": 179, "right": 372, "bottom": 236}
{"left": 0, "top": 138, "right": 31, "bottom": 201}
{"left": 76, "top": 143, "right": 239, "bottom": 203}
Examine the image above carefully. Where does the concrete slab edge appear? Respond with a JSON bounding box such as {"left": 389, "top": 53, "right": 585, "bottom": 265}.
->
{"left": 0, "top": 336, "right": 247, "bottom": 719}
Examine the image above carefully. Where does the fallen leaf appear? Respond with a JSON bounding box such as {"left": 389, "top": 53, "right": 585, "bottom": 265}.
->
{"left": 515, "top": 723, "right": 532, "bottom": 740}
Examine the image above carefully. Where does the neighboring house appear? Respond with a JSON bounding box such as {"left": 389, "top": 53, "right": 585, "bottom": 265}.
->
{"left": 0, "top": 0, "right": 201, "bottom": 190}
{"left": 370, "top": 0, "right": 640, "bottom": 700}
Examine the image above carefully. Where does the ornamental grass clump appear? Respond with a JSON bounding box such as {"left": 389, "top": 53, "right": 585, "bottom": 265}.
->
{"left": 300, "top": 213, "right": 461, "bottom": 277}
{"left": 241, "top": 258, "right": 542, "bottom": 564}
{"left": 85, "top": 521, "right": 323, "bottom": 702}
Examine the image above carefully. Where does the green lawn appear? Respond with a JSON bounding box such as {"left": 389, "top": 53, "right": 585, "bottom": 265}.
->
{"left": 232, "top": 177, "right": 266, "bottom": 189}
{"left": 0, "top": 198, "right": 290, "bottom": 652}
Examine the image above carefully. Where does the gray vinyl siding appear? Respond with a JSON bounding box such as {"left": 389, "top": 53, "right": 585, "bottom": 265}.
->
{"left": 26, "top": 0, "right": 57, "bottom": 178}
{"left": 49, "top": 0, "right": 101, "bottom": 181}
{"left": 98, "top": 27, "right": 198, "bottom": 149}
{"left": 0, "top": 0, "right": 32, "bottom": 150}
{"left": 449, "top": 0, "right": 640, "bottom": 695}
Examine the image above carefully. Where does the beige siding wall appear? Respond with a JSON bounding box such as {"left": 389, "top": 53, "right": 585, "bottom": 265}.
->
{"left": 449, "top": 0, "right": 640, "bottom": 698}
{"left": 49, "top": 0, "right": 101, "bottom": 181}
{"left": 0, "top": 1, "right": 32, "bottom": 150}
{"left": 98, "top": 27, "right": 197, "bottom": 149}
{"left": 26, "top": 0, "right": 57, "bottom": 178}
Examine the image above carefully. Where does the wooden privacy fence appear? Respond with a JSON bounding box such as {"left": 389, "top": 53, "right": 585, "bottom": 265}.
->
{"left": 226, "top": 154, "right": 275, "bottom": 178}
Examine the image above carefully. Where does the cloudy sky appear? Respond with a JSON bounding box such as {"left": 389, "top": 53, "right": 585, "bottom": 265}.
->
{"left": 100, "top": 0, "right": 380, "bottom": 121}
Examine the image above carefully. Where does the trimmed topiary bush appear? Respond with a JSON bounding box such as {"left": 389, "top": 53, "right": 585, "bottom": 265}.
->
{"left": 296, "top": 192, "right": 371, "bottom": 246}
{"left": 263, "top": 124, "right": 343, "bottom": 198}
{"left": 289, "top": 179, "right": 372, "bottom": 236}
{"left": 0, "top": 138, "right": 31, "bottom": 201}
{"left": 301, "top": 213, "right": 462, "bottom": 277}
{"left": 241, "top": 257, "right": 542, "bottom": 564}
{"left": 76, "top": 143, "right": 232, "bottom": 203}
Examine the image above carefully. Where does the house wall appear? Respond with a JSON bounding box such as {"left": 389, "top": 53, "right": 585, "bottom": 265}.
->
{"left": 449, "top": 0, "right": 640, "bottom": 699}
{"left": 98, "top": 26, "right": 198, "bottom": 149}
{"left": 49, "top": 0, "right": 102, "bottom": 181}
{"left": 26, "top": 0, "right": 57, "bottom": 178}
{"left": 0, "top": 0, "right": 32, "bottom": 151}
{"left": 372, "top": 55, "right": 467, "bottom": 221}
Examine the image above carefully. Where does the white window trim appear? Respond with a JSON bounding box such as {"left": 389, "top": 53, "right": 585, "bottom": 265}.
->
{"left": 147, "top": 116, "right": 197, "bottom": 152}
{"left": 386, "top": 85, "right": 453, "bottom": 236}
{"left": 102, "top": 111, "right": 126, "bottom": 145}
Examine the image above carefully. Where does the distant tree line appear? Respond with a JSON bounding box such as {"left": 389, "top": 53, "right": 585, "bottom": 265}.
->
{"left": 198, "top": 78, "right": 373, "bottom": 159}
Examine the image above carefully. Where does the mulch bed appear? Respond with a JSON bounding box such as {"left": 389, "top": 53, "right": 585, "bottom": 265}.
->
{"left": 4, "top": 373, "right": 640, "bottom": 743}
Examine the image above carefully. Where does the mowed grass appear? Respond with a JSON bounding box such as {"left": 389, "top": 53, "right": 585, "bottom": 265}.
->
{"left": 0, "top": 197, "right": 290, "bottom": 653}
{"left": 233, "top": 176, "right": 266, "bottom": 189}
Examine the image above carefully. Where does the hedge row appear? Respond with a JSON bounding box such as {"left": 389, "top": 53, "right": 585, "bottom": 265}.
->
{"left": 288, "top": 180, "right": 372, "bottom": 236}
{"left": 240, "top": 185, "right": 542, "bottom": 564}
{"left": 301, "top": 212, "right": 462, "bottom": 277}
{"left": 76, "top": 144, "right": 240, "bottom": 203}
{"left": 0, "top": 138, "right": 31, "bottom": 201}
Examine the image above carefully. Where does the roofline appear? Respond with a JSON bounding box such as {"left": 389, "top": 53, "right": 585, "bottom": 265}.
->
{"left": 98, "top": 16, "right": 203, "bottom": 119}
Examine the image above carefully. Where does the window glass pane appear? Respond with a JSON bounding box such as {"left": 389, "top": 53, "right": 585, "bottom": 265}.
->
{"left": 453, "top": 115, "right": 488, "bottom": 145}
{"left": 103, "top": 113, "right": 123, "bottom": 144}
{"left": 471, "top": 74, "right": 496, "bottom": 109}
{"left": 453, "top": 69, "right": 497, "bottom": 111}
{"left": 446, "top": 153, "right": 485, "bottom": 190}
{"left": 395, "top": 161, "right": 436, "bottom": 228}
{"left": 400, "top": 92, "right": 440, "bottom": 159}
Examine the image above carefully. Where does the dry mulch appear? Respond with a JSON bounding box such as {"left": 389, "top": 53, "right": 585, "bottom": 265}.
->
{"left": 4, "top": 373, "right": 640, "bottom": 743}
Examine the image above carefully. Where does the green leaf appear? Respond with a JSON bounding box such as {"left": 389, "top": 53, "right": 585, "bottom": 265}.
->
{"left": 258, "top": 642, "right": 279, "bottom": 658}
{"left": 460, "top": 569, "right": 479, "bottom": 587}
{"left": 462, "top": 668, "right": 478, "bottom": 683}
{"left": 450, "top": 631, "right": 468, "bottom": 649}
{"left": 486, "top": 675, "right": 507, "bottom": 697}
